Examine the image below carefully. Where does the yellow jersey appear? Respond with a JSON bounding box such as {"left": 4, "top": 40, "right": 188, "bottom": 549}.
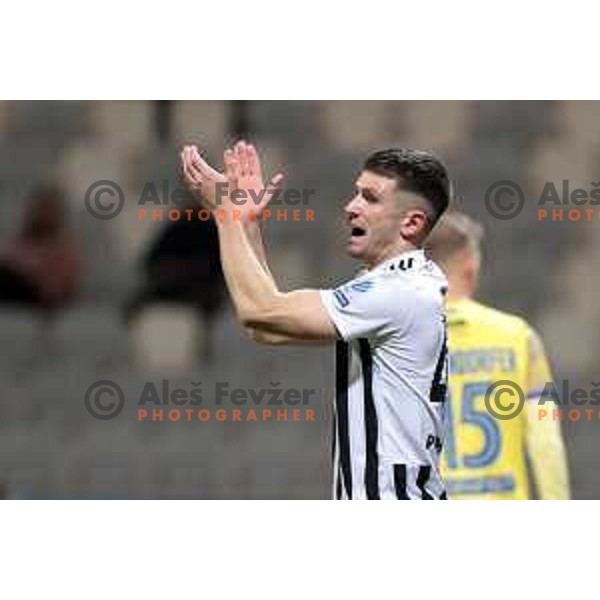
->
{"left": 441, "top": 298, "right": 569, "bottom": 499}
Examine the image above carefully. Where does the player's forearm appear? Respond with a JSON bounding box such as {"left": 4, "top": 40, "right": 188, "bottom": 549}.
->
{"left": 248, "top": 328, "right": 297, "bottom": 345}
{"left": 244, "top": 220, "right": 272, "bottom": 277}
{"left": 525, "top": 404, "right": 570, "bottom": 499}
{"left": 217, "top": 219, "right": 282, "bottom": 327}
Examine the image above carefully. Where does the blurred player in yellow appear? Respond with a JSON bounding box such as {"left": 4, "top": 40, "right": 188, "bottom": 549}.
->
{"left": 427, "top": 211, "right": 569, "bottom": 499}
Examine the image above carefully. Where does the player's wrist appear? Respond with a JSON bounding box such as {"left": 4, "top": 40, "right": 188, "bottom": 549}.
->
{"left": 214, "top": 211, "right": 244, "bottom": 230}
{"left": 243, "top": 218, "right": 262, "bottom": 233}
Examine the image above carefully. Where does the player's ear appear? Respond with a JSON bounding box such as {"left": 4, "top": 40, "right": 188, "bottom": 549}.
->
{"left": 400, "top": 209, "right": 428, "bottom": 241}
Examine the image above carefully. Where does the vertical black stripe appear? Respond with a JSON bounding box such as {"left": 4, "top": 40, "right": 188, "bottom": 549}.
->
{"left": 430, "top": 329, "right": 448, "bottom": 403}
{"left": 331, "top": 413, "right": 336, "bottom": 460}
{"left": 439, "top": 491, "right": 448, "bottom": 500}
{"left": 335, "top": 340, "right": 352, "bottom": 499}
{"left": 336, "top": 466, "right": 342, "bottom": 499}
{"left": 332, "top": 418, "right": 342, "bottom": 499}
{"left": 358, "top": 338, "right": 379, "bottom": 500}
{"left": 393, "top": 464, "right": 410, "bottom": 500}
{"left": 416, "top": 466, "right": 434, "bottom": 499}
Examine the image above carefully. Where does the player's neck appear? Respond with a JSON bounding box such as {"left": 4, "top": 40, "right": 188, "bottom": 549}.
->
{"left": 445, "top": 271, "right": 476, "bottom": 300}
{"left": 446, "top": 283, "right": 474, "bottom": 302}
{"left": 447, "top": 292, "right": 472, "bottom": 303}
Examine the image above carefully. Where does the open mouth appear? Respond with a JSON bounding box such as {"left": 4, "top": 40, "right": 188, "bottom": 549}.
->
{"left": 351, "top": 226, "right": 367, "bottom": 237}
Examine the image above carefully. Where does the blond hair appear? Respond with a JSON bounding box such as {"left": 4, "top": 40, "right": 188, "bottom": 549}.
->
{"left": 426, "top": 211, "right": 484, "bottom": 266}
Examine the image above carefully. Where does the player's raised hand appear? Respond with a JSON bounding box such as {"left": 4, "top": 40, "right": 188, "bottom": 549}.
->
{"left": 180, "top": 145, "right": 225, "bottom": 211}
{"left": 180, "top": 142, "right": 284, "bottom": 220}
{"left": 218, "top": 141, "right": 285, "bottom": 222}
{"left": 234, "top": 141, "right": 284, "bottom": 217}
{"left": 224, "top": 147, "right": 239, "bottom": 189}
{"left": 221, "top": 147, "right": 247, "bottom": 220}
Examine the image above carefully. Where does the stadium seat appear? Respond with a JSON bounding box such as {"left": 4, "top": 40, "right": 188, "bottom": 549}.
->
{"left": 54, "top": 306, "right": 128, "bottom": 372}
{"left": 0, "top": 309, "right": 40, "bottom": 376}
{"left": 537, "top": 232, "right": 600, "bottom": 376}
{"left": 401, "top": 101, "right": 468, "bottom": 154}
{"left": 173, "top": 101, "right": 227, "bottom": 153}
{"left": 128, "top": 304, "right": 204, "bottom": 372}
{"left": 470, "top": 100, "right": 559, "bottom": 143}
{"left": 88, "top": 101, "right": 153, "bottom": 153}
{"left": 527, "top": 139, "right": 593, "bottom": 192}
{"left": 55, "top": 139, "right": 130, "bottom": 203}
{"left": 246, "top": 101, "right": 323, "bottom": 154}
{"left": 319, "top": 101, "right": 404, "bottom": 153}
{"left": 268, "top": 244, "right": 313, "bottom": 291}
{"left": 108, "top": 200, "right": 163, "bottom": 265}
{"left": 558, "top": 101, "right": 600, "bottom": 147}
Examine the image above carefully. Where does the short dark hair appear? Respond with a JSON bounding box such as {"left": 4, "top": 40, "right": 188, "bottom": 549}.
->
{"left": 363, "top": 148, "right": 450, "bottom": 229}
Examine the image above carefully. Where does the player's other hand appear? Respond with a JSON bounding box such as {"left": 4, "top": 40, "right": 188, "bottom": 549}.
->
{"left": 180, "top": 145, "right": 225, "bottom": 211}
{"left": 180, "top": 141, "right": 284, "bottom": 220}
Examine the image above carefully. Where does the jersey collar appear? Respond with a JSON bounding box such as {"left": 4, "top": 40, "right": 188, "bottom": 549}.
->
{"left": 447, "top": 297, "right": 478, "bottom": 326}
{"left": 368, "top": 249, "right": 427, "bottom": 275}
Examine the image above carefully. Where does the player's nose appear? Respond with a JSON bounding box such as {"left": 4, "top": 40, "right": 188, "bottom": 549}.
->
{"left": 344, "top": 194, "right": 361, "bottom": 216}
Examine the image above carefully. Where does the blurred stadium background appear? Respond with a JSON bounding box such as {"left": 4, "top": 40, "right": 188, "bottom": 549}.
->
{"left": 0, "top": 100, "right": 598, "bottom": 499}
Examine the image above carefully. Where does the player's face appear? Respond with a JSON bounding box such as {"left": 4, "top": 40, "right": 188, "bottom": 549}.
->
{"left": 345, "top": 171, "right": 418, "bottom": 266}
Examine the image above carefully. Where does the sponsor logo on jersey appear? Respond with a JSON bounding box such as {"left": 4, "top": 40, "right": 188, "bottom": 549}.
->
{"left": 333, "top": 289, "right": 350, "bottom": 307}
{"left": 350, "top": 280, "right": 375, "bottom": 293}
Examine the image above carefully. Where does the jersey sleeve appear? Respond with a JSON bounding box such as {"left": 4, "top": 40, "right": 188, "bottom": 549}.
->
{"left": 319, "top": 276, "right": 410, "bottom": 341}
{"left": 524, "top": 326, "right": 570, "bottom": 499}
{"left": 526, "top": 327, "right": 553, "bottom": 399}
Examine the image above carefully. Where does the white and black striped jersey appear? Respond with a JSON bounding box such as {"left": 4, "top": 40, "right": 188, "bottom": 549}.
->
{"left": 320, "top": 249, "right": 449, "bottom": 500}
